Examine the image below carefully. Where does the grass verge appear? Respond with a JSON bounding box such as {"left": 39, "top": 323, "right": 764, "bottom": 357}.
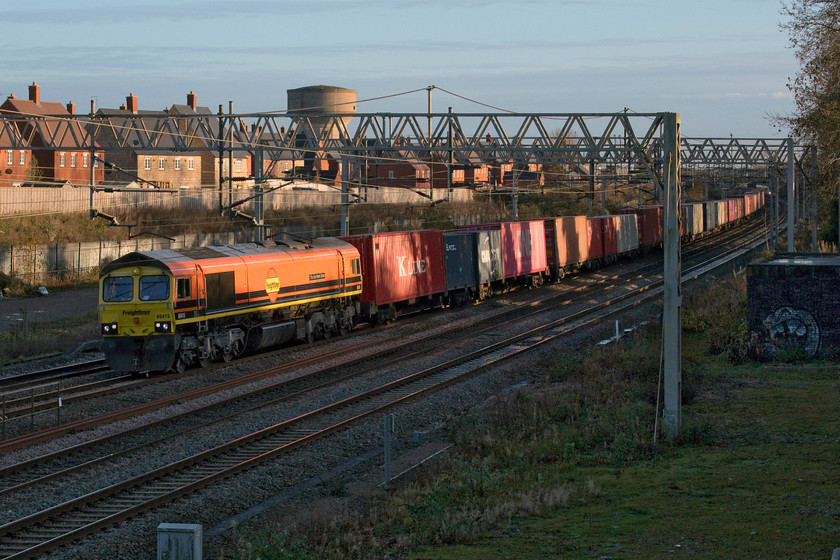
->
{"left": 216, "top": 274, "right": 839, "bottom": 560}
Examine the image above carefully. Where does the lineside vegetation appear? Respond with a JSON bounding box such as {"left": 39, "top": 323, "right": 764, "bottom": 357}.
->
{"left": 216, "top": 274, "right": 839, "bottom": 560}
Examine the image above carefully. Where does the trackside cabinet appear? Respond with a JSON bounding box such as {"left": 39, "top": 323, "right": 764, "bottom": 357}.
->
{"left": 158, "top": 523, "right": 201, "bottom": 560}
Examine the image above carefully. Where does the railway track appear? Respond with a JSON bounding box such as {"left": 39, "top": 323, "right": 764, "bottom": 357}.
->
{"left": 0, "top": 358, "right": 111, "bottom": 393}
{"left": 0, "top": 216, "right": 773, "bottom": 559}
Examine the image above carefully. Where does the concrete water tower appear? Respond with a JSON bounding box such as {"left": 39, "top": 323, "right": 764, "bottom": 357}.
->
{"left": 287, "top": 85, "right": 356, "bottom": 140}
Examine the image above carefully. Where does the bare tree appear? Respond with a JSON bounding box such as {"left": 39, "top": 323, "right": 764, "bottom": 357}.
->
{"left": 779, "top": 0, "right": 840, "bottom": 241}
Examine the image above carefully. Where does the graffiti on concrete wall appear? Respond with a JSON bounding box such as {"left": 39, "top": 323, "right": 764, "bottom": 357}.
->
{"left": 762, "top": 306, "right": 820, "bottom": 358}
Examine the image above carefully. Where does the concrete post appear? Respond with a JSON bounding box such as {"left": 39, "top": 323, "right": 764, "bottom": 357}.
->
{"left": 662, "top": 113, "right": 682, "bottom": 439}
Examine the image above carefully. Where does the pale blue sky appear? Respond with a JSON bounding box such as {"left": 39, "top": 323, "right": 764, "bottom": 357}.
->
{"left": 1, "top": 0, "right": 796, "bottom": 137}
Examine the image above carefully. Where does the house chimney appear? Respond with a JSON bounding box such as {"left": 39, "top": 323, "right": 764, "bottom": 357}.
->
{"left": 29, "top": 82, "right": 40, "bottom": 104}
{"left": 66, "top": 101, "right": 75, "bottom": 115}
{"left": 126, "top": 93, "right": 138, "bottom": 113}
{"left": 280, "top": 126, "right": 286, "bottom": 135}
{"left": 90, "top": 99, "right": 96, "bottom": 114}
{"left": 187, "top": 90, "right": 197, "bottom": 110}
{"left": 7, "top": 94, "right": 15, "bottom": 100}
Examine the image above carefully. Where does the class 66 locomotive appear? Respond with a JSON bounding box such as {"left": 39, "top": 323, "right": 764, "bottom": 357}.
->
{"left": 98, "top": 238, "right": 362, "bottom": 375}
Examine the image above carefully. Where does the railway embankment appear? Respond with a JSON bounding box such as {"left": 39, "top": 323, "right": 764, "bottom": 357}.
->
{"left": 211, "top": 274, "right": 839, "bottom": 560}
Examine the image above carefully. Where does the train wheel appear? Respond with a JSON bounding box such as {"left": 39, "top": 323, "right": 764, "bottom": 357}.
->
{"left": 198, "top": 356, "right": 210, "bottom": 368}
{"left": 173, "top": 356, "right": 186, "bottom": 374}
{"left": 222, "top": 351, "right": 233, "bottom": 363}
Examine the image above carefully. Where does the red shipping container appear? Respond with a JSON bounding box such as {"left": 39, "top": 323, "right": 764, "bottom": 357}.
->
{"left": 726, "top": 199, "right": 737, "bottom": 224}
{"left": 586, "top": 217, "right": 605, "bottom": 259}
{"left": 600, "top": 216, "right": 618, "bottom": 258}
{"left": 339, "top": 230, "right": 445, "bottom": 306}
{"left": 459, "top": 221, "right": 547, "bottom": 279}
{"left": 545, "top": 216, "right": 588, "bottom": 269}
{"left": 620, "top": 206, "right": 662, "bottom": 247}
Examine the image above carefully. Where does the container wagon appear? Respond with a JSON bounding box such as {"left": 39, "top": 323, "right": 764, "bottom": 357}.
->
{"left": 619, "top": 206, "right": 660, "bottom": 251}
{"left": 458, "top": 220, "right": 548, "bottom": 287}
{"left": 587, "top": 214, "right": 639, "bottom": 265}
{"left": 544, "top": 216, "right": 588, "bottom": 279}
{"left": 339, "top": 230, "right": 446, "bottom": 323}
{"left": 681, "top": 203, "right": 705, "bottom": 240}
{"left": 443, "top": 229, "right": 503, "bottom": 304}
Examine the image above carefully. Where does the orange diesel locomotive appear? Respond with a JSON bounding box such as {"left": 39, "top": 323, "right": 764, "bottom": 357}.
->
{"left": 98, "top": 238, "right": 362, "bottom": 374}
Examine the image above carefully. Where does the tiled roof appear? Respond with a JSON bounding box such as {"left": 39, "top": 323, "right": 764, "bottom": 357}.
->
{"left": 0, "top": 98, "right": 89, "bottom": 149}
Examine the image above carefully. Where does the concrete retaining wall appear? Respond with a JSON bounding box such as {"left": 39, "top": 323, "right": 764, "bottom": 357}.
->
{"left": 0, "top": 182, "right": 473, "bottom": 216}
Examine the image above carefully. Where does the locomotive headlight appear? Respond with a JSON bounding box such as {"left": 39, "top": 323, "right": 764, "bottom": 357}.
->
{"left": 154, "top": 321, "right": 171, "bottom": 333}
{"left": 101, "top": 322, "right": 118, "bottom": 335}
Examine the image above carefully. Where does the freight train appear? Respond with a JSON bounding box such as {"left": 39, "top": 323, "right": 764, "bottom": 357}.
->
{"left": 98, "top": 191, "right": 765, "bottom": 374}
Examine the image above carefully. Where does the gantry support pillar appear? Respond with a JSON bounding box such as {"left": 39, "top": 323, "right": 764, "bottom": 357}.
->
{"left": 662, "top": 113, "right": 682, "bottom": 439}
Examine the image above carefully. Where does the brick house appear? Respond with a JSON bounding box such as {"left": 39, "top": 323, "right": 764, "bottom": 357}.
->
{"left": 254, "top": 128, "right": 297, "bottom": 179}
{"left": 0, "top": 82, "right": 104, "bottom": 187}
{"left": 168, "top": 93, "right": 251, "bottom": 189}
{"left": 366, "top": 149, "right": 430, "bottom": 190}
{"left": 95, "top": 93, "right": 202, "bottom": 188}
{"left": 454, "top": 151, "right": 490, "bottom": 187}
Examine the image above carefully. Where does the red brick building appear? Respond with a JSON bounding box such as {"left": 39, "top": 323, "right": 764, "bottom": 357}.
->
{"left": 366, "top": 150, "right": 430, "bottom": 190}
{"left": 0, "top": 82, "right": 104, "bottom": 187}
{"left": 95, "top": 93, "right": 203, "bottom": 189}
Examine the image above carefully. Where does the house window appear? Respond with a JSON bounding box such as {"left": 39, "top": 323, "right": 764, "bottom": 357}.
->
{"left": 175, "top": 158, "right": 181, "bottom": 171}
{"left": 71, "top": 153, "right": 77, "bottom": 168}
{"left": 144, "top": 157, "right": 151, "bottom": 170}
{"left": 6, "top": 150, "right": 12, "bottom": 165}
{"left": 159, "top": 158, "right": 165, "bottom": 170}
{"left": 60, "top": 153, "right": 66, "bottom": 168}
{"left": 187, "top": 158, "right": 195, "bottom": 170}
{"left": 234, "top": 160, "right": 241, "bottom": 173}
{"left": 94, "top": 155, "right": 99, "bottom": 167}
{"left": 83, "top": 153, "right": 89, "bottom": 168}
{"left": 19, "top": 151, "right": 25, "bottom": 165}
{"left": 388, "top": 170, "right": 394, "bottom": 179}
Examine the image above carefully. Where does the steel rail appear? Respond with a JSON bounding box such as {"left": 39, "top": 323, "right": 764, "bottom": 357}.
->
{"left": 0, "top": 359, "right": 109, "bottom": 392}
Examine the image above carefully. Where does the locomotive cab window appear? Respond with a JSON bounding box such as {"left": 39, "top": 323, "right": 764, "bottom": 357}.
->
{"left": 176, "top": 277, "right": 192, "bottom": 299}
{"left": 139, "top": 275, "right": 170, "bottom": 301}
{"left": 103, "top": 276, "right": 133, "bottom": 302}
{"left": 352, "top": 258, "right": 360, "bottom": 275}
